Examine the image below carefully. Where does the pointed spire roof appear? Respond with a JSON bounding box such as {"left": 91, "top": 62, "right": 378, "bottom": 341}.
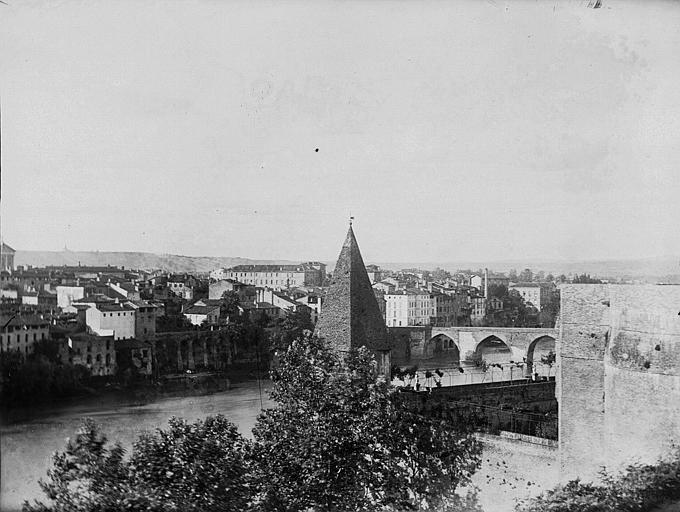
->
{"left": 314, "top": 225, "right": 390, "bottom": 353}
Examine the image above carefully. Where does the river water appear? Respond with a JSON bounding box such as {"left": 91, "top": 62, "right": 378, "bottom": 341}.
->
{"left": 1, "top": 382, "right": 273, "bottom": 512}
{"left": 1, "top": 380, "right": 555, "bottom": 512}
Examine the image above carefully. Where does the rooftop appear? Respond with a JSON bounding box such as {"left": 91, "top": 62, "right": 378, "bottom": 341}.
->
{"left": 1, "top": 243, "right": 16, "bottom": 254}
{"left": 228, "top": 263, "right": 320, "bottom": 272}
{"left": 184, "top": 305, "right": 219, "bottom": 315}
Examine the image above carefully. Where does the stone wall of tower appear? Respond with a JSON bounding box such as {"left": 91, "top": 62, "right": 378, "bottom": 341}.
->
{"left": 314, "top": 257, "right": 353, "bottom": 352}
{"left": 558, "top": 284, "right": 680, "bottom": 483}
{"left": 314, "top": 226, "right": 390, "bottom": 356}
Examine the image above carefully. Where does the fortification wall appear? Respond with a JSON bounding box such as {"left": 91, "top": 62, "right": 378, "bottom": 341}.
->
{"left": 558, "top": 284, "right": 680, "bottom": 482}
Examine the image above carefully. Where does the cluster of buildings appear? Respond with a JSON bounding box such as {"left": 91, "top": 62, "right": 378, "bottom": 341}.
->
{"left": 209, "top": 262, "right": 326, "bottom": 289}
{"left": 0, "top": 250, "right": 329, "bottom": 377}
{"left": 0, "top": 256, "right": 164, "bottom": 376}
{"left": 1, "top": 234, "right": 557, "bottom": 380}
{"left": 372, "top": 268, "right": 557, "bottom": 328}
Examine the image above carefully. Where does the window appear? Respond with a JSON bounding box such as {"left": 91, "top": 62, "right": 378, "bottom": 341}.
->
{"left": 106, "top": 340, "right": 110, "bottom": 350}
{"left": 86, "top": 355, "right": 92, "bottom": 364}
{"left": 33, "top": 333, "right": 37, "bottom": 341}
{"left": 41, "top": 332, "right": 45, "bottom": 340}
{"left": 96, "top": 354, "right": 102, "bottom": 362}
{"left": 105, "top": 354, "right": 111, "bottom": 366}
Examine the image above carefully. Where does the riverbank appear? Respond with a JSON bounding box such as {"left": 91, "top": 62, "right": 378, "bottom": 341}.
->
{"left": 0, "top": 374, "right": 270, "bottom": 426}
{"left": 1, "top": 364, "right": 272, "bottom": 425}
{"left": 1, "top": 381, "right": 274, "bottom": 512}
{"left": 1, "top": 379, "right": 559, "bottom": 512}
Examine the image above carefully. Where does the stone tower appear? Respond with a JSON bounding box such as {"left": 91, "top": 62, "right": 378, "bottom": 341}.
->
{"left": 314, "top": 223, "right": 392, "bottom": 376}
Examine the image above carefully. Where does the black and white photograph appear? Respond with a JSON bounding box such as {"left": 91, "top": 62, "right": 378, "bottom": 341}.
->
{"left": 1, "top": 1, "right": 679, "bottom": 511}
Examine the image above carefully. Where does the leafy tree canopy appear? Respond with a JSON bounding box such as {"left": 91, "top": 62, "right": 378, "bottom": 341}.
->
{"left": 253, "top": 335, "right": 482, "bottom": 511}
{"left": 25, "top": 416, "right": 252, "bottom": 512}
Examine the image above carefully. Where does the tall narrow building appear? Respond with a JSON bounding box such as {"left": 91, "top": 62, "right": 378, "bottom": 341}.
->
{"left": 314, "top": 223, "right": 392, "bottom": 377}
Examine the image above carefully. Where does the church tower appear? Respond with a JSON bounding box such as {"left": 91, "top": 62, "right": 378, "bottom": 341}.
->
{"left": 314, "top": 222, "right": 392, "bottom": 377}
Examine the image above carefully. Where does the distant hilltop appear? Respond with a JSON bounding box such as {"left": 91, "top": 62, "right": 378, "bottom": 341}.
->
{"left": 12, "top": 250, "right": 680, "bottom": 283}
{"left": 13, "top": 250, "right": 298, "bottom": 274}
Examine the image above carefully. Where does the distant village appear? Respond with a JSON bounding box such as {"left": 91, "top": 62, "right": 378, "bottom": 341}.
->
{"left": 0, "top": 239, "right": 592, "bottom": 395}
{"left": 0, "top": 239, "right": 567, "bottom": 388}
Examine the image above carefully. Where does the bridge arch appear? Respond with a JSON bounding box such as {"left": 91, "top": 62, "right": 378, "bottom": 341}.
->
{"left": 424, "top": 334, "right": 460, "bottom": 365}
{"left": 526, "top": 335, "right": 556, "bottom": 376}
{"left": 473, "top": 335, "right": 512, "bottom": 364}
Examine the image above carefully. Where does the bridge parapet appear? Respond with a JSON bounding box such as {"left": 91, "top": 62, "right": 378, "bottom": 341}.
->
{"left": 392, "top": 326, "right": 557, "bottom": 370}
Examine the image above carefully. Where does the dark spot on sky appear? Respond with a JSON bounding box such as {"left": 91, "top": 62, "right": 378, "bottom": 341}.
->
{"left": 315, "top": 148, "right": 319, "bottom": 152}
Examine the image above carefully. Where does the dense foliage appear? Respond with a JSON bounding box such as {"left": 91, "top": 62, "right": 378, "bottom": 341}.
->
{"left": 0, "top": 345, "right": 91, "bottom": 405}
{"left": 24, "top": 416, "right": 251, "bottom": 512}
{"left": 254, "top": 335, "right": 482, "bottom": 511}
{"left": 516, "top": 450, "right": 680, "bottom": 512}
{"left": 268, "top": 307, "right": 314, "bottom": 352}
{"left": 27, "top": 335, "right": 483, "bottom": 512}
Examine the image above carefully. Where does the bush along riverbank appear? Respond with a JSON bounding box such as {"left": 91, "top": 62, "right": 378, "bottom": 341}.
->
{"left": 516, "top": 449, "right": 680, "bottom": 512}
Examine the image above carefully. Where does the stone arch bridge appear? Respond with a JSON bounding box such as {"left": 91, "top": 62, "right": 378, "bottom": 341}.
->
{"left": 391, "top": 326, "right": 557, "bottom": 374}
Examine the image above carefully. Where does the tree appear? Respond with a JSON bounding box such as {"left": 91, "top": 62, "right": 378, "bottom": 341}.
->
{"left": 220, "top": 290, "right": 241, "bottom": 322}
{"left": 519, "top": 268, "right": 533, "bottom": 283}
{"left": 1, "top": 351, "right": 91, "bottom": 405}
{"left": 508, "top": 268, "right": 518, "bottom": 281}
{"left": 25, "top": 416, "right": 253, "bottom": 512}
{"left": 535, "top": 270, "right": 545, "bottom": 282}
{"left": 269, "top": 307, "right": 314, "bottom": 352}
{"left": 546, "top": 273, "right": 555, "bottom": 283}
{"left": 252, "top": 335, "right": 482, "bottom": 511}
{"left": 432, "top": 267, "right": 450, "bottom": 282}
{"left": 572, "top": 273, "right": 603, "bottom": 284}
{"left": 156, "top": 314, "right": 194, "bottom": 333}
{"left": 28, "top": 337, "right": 483, "bottom": 512}
{"left": 487, "top": 283, "right": 508, "bottom": 299}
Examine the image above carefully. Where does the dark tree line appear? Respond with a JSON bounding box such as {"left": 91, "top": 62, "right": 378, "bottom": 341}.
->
{"left": 0, "top": 340, "right": 92, "bottom": 405}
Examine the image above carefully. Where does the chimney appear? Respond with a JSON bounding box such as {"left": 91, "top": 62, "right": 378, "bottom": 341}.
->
{"left": 484, "top": 268, "right": 489, "bottom": 298}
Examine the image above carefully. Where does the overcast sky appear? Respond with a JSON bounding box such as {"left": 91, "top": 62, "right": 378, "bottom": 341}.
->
{"left": 1, "top": 0, "right": 679, "bottom": 263}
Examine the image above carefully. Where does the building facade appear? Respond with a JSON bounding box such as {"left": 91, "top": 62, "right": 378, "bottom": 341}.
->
{"left": 76, "top": 302, "right": 136, "bottom": 340}
{"left": 470, "top": 296, "right": 487, "bottom": 325}
{"left": 219, "top": 262, "right": 326, "bottom": 290}
{"left": 62, "top": 332, "right": 116, "bottom": 376}
{"left": 365, "top": 265, "right": 382, "bottom": 284}
{"left": 510, "top": 282, "right": 554, "bottom": 311}
{"left": 0, "top": 314, "right": 50, "bottom": 354}
{"left": 130, "top": 301, "right": 159, "bottom": 340}
{"left": 0, "top": 243, "right": 15, "bottom": 272}
{"left": 184, "top": 304, "right": 221, "bottom": 326}
{"left": 384, "top": 289, "right": 436, "bottom": 327}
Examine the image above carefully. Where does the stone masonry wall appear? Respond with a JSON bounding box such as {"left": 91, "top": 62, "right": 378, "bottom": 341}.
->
{"left": 558, "top": 284, "right": 680, "bottom": 483}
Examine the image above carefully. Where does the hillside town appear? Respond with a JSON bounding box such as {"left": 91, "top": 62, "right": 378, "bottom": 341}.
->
{"left": 2, "top": 1, "right": 679, "bottom": 509}
{"left": 0, "top": 235, "right": 576, "bottom": 391}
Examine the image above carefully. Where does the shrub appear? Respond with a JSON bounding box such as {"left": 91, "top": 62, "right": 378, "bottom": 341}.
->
{"left": 516, "top": 449, "right": 680, "bottom": 512}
